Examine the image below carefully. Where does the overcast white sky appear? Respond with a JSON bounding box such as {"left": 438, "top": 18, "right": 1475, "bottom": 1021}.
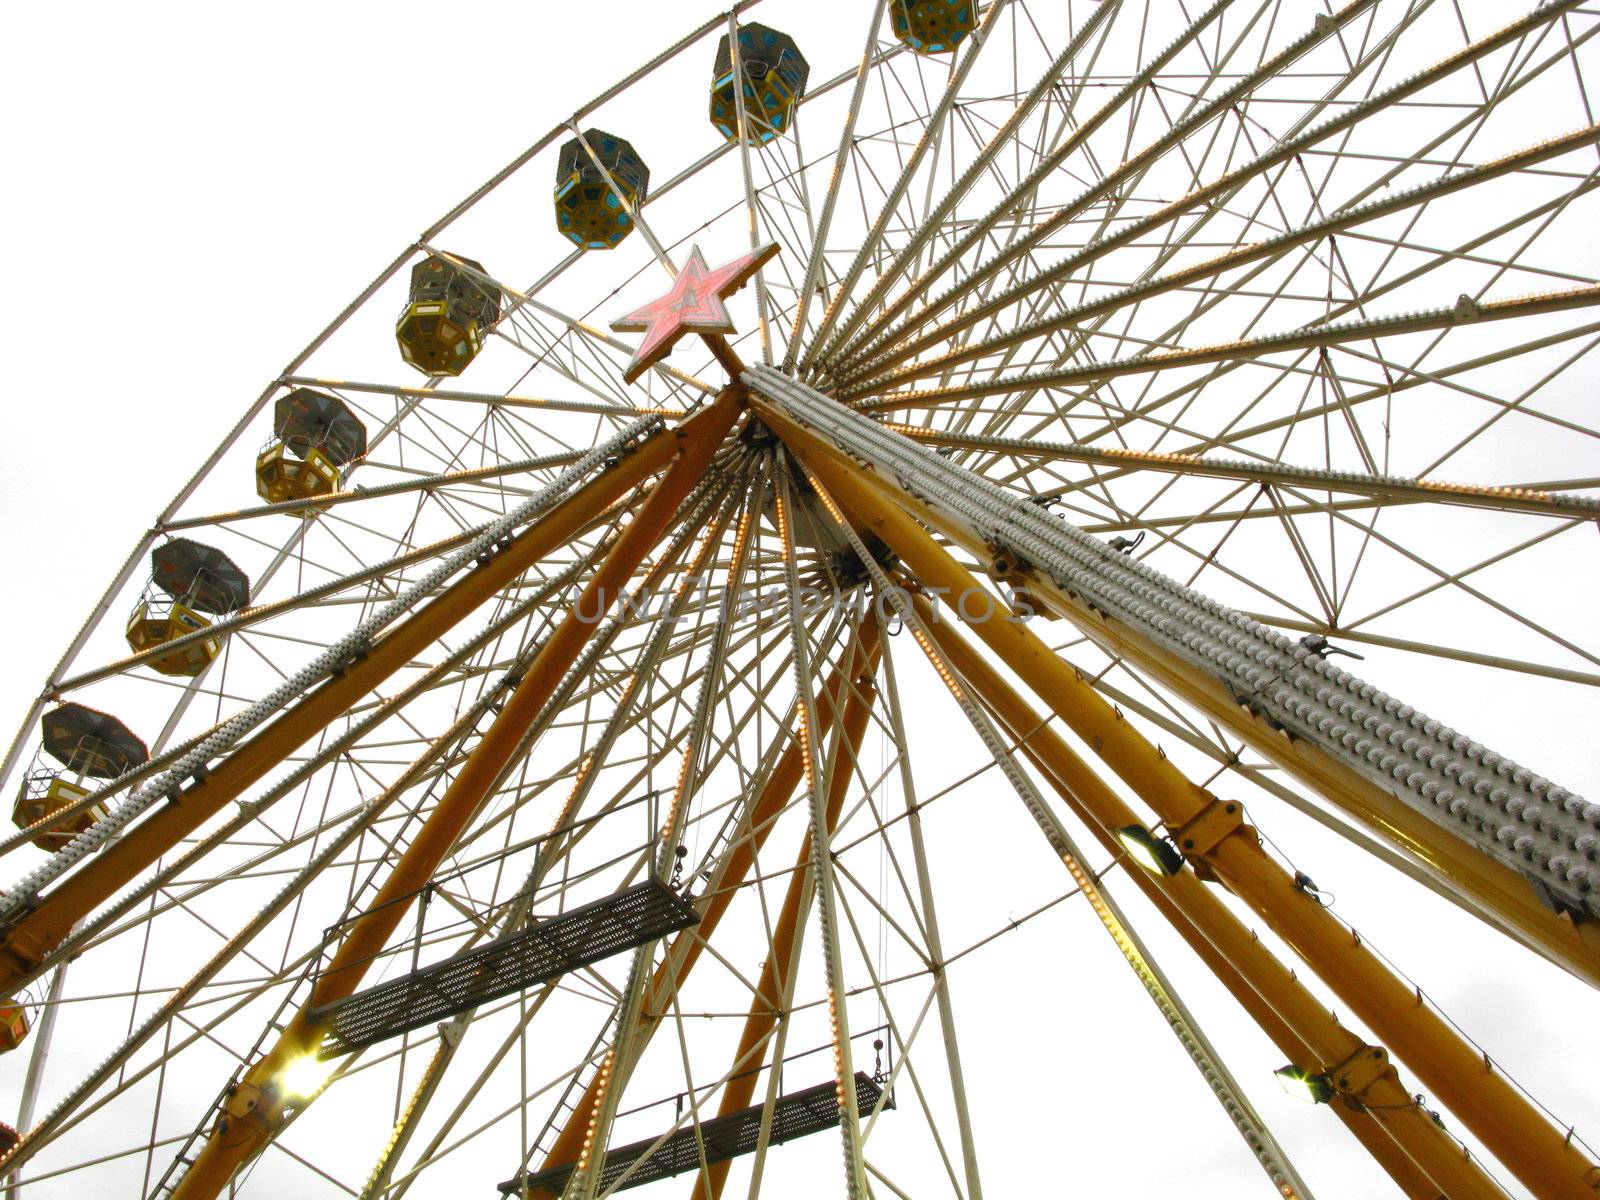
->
{"left": 2, "top": 3, "right": 1598, "bottom": 1198}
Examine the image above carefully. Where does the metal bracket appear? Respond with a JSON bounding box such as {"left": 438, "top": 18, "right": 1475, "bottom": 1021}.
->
{"left": 987, "top": 540, "right": 1032, "bottom": 579}
{"left": 1173, "top": 799, "right": 1248, "bottom": 860}
{"left": 222, "top": 1079, "right": 265, "bottom": 1123}
{"left": 1328, "top": 1044, "right": 1391, "bottom": 1101}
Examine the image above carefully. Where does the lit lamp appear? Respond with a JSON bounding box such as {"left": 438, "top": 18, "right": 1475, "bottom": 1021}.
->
{"left": 1274, "top": 1065, "right": 1334, "bottom": 1104}
{"left": 1117, "top": 824, "right": 1185, "bottom": 876}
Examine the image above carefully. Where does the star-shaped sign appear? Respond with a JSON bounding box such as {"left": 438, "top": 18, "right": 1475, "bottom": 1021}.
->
{"left": 611, "top": 243, "right": 780, "bottom": 383}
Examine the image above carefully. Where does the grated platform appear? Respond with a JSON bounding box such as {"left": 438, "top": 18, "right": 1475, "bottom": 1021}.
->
{"left": 311, "top": 880, "right": 699, "bottom": 1057}
{"left": 499, "top": 1072, "right": 889, "bottom": 1196}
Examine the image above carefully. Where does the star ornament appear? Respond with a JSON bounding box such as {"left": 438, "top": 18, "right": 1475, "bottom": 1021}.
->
{"left": 610, "top": 243, "right": 780, "bottom": 383}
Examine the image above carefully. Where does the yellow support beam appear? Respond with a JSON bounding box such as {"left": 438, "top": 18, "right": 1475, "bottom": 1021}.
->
{"left": 692, "top": 635, "right": 879, "bottom": 1200}
{"left": 744, "top": 400, "right": 1600, "bottom": 990}
{"left": 750, "top": 382, "right": 1600, "bottom": 992}
{"left": 167, "top": 390, "right": 744, "bottom": 1200}
{"left": 524, "top": 617, "right": 881, "bottom": 1197}
{"left": 766, "top": 407, "right": 1600, "bottom": 1200}
{"left": 910, "top": 594, "right": 1461, "bottom": 1200}
{"left": 0, "top": 420, "right": 698, "bottom": 995}
{"left": 1025, "top": 571, "right": 1600, "bottom": 988}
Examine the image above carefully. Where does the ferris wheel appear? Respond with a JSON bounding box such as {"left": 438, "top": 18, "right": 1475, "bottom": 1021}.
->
{"left": 2, "top": 1, "right": 1600, "bottom": 1197}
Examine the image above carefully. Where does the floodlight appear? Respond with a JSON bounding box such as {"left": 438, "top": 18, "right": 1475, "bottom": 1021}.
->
{"left": 1117, "top": 824, "right": 1184, "bottom": 876}
{"left": 1274, "top": 1065, "right": 1334, "bottom": 1104}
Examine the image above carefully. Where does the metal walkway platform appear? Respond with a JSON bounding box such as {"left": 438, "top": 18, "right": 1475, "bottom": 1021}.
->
{"left": 311, "top": 880, "right": 699, "bottom": 1057}
{"left": 498, "top": 1072, "right": 889, "bottom": 1196}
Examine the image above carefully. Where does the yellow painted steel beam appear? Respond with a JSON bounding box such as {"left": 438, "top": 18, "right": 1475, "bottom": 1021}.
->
{"left": 912, "top": 598, "right": 1459, "bottom": 1200}
{"left": 350, "top": 500, "right": 746, "bottom": 1200}
{"left": 1021, "top": 568, "right": 1600, "bottom": 988}
{"left": 0, "top": 422, "right": 701, "bottom": 995}
{"left": 692, "top": 636, "right": 879, "bottom": 1200}
{"left": 166, "top": 390, "right": 744, "bottom": 1200}
{"left": 522, "top": 616, "right": 882, "bottom": 1197}
{"left": 1030, "top": 593, "right": 1600, "bottom": 987}
{"left": 767, "top": 409, "right": 1600, "bottom": 1200}
{"left": 753, "top": 402, "right": 1600, "bottom": 991}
